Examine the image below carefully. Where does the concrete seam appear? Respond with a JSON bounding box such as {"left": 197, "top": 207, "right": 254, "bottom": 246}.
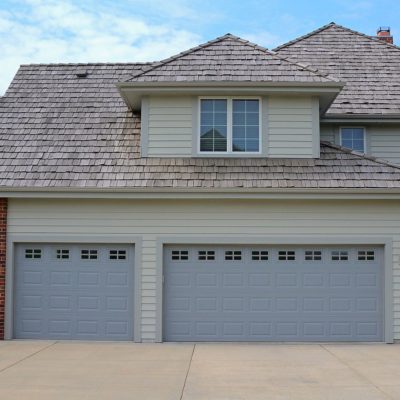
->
{"left": 0, "top": 341, "right": 58, "bottom": 374}
{"left": 180, "top": 344, "right": 195, "bottom": 400}
{"left": 321, "top": 344, "right": 394, "bottom": 400}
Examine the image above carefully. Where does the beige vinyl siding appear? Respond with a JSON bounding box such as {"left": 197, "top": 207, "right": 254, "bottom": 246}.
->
{"left": 8, "top": 198, "right": 400, "bottom": 341}
{"left": 369, "top": 126, "right": 400, "bottom": 165}
{"left": 267, "top": 96, "right": 318, "bottom": 158}
{"left": 146, "top": 96, "right": 193, "bottom": 157}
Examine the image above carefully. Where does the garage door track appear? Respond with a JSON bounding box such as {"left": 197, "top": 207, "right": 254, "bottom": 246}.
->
{"left": 1, "top": 341, "right": 400, "bottom": 399}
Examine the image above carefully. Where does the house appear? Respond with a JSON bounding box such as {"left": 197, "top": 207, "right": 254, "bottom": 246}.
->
{"left": 0, "top": 22, "right": 399, "bottom": 343}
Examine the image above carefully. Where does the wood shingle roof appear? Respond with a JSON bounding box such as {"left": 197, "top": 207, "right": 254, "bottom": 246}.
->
{"left": 0, "top": 63, "right": 399, "bottom": 190}
{"left": 274, "top": 22, "right": 400, "bottom": 116}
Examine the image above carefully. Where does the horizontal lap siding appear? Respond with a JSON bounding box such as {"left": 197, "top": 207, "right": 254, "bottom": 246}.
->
{"left": 8, "top": 198, "right": 400, "bottom": 341}
{"left": 369, "top": 126, "right": 400, "bottom": 165}
{"left": 320, "top": 125, "right": 336, "bottom": 143}
{"left": 268, "top": 96, "right": 316, "bottom": 158}
{"left": 147, "top": 96, "right": 193, "bottom": 157}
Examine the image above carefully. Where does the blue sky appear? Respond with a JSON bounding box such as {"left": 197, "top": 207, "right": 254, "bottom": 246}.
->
{"left": 0, "top": 0, "right": 399, "bottom": 94}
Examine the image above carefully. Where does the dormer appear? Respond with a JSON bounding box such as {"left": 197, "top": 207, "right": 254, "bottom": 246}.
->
{"left": 118, "top": 34, "right": 343, "bottom": 158}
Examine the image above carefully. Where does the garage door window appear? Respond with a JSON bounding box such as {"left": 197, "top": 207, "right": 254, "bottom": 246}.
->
{"left": 171, "top": 250, "right": 189, "bottom": 261}
{"left": 81, "top": 249, "right": 98, "bottom": 260}
{"left": 110, "top": 250, "right": 127, "bottom": 260}
{"left": 198, "top": 250, "right": 215, "bottom": 261}
{"left": 358, "top": 250, "right": 375, "bottom": 261}
{"left": 252, "top": 250, "right": 269, "bottom": 261}
{"left": 305, "top": 250, "right": 322, "bottom": 261}
{"left": 225, "top": 250, "right": 242, "bottom": 260}
{"left": 25, "top": 249, "right": 42, "bottom": 259}
{"left": 56, "top": 249, "right": 70, "bottom": 260}
{"left": 278, "top": 250, "right": 295, "bottom": 261}
{"left": 331, "top": 250, "right": 348, "bottom": 261}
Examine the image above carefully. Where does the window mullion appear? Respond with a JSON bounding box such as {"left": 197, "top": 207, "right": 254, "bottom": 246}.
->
{"left": 227, "top": 98, "right": 233, "bottom": 153}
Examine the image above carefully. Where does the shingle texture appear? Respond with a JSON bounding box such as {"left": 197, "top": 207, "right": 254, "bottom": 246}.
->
{"left": 274, "top": 23, "right": 400, "bottom": 116}
{"left": 0, "top": 63, "right": 399, "bottom": 190}
{"left": 127, "top": 34, "right": 336, "bottom": 83}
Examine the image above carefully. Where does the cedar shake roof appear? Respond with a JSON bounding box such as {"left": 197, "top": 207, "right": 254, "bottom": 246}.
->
{"left": 126, "top": 34, "right": 337, "bottom": 84}
{"left": 0, "top": 63, "right": 399, "bottom": 190}
{"left": 274, "top": 22, "right": 400, "bottom": 116}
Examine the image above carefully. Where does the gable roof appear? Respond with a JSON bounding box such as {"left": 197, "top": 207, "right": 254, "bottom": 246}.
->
{"left": 274, "top": 22, "right": 400, "bottom": 117}
{"left": 0, "top": 63, "right": 399, "bottom": 192}
{"left": 125, "top": 33, "right": 338, "bottom": 84}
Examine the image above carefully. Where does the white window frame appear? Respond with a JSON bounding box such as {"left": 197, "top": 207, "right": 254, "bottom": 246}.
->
{"left": 198, "top": 96, "right": 262, "bottom": 155}
{"left": 340, "top": 126, "right": 366, "bottom": 153}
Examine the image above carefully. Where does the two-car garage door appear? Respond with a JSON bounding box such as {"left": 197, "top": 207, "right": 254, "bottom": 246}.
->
{"left": 163, "top": 245, "right": 384, "bottom": 342}
{"left": 14, "top": 244, "right": 134, "bottom": 340}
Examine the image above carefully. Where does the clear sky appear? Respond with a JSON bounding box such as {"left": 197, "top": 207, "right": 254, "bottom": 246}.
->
{"left": 0, "top": 0, "right": 399, "bottom": 94}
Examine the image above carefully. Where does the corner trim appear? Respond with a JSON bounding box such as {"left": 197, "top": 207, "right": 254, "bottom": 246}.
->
{"left": 312, "top": 96, "right": 320, "bottom": 158}
{"left": 141, "top": 96, "right": 149, "bottom": 157}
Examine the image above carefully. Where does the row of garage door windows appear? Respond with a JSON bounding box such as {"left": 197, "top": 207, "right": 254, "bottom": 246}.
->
{"left": 25, "top": 248, "right": 127, "bottom": 260}
{"left": 24, "top": 248, "right": 376, "bottom": 262}
{"left": 172, "top": 250, "right": 376, "bottom": 262}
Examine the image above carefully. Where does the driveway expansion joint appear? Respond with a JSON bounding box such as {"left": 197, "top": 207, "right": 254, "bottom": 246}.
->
{"left": 0, "top": 341, "right": 58, "bottom": 374}
{"left": 320, "top": 344, "right": 394, "bottom": 400}
{"left": 180, "top": 344, "right": 195, "bottom": 400}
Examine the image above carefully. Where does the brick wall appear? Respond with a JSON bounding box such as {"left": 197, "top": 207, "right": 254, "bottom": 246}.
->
{"left": 0, "top": 198, "right": 7, "bottom": 339}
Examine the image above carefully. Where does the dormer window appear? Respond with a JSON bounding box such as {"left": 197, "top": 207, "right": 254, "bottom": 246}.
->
{"left": 340, "top": 127, "right": 365, "bottom": 152}
{"left": 199, "top": 97, "right": 261, "bottom": 154}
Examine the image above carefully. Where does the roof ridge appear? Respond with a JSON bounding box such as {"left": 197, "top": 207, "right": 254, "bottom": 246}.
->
{"left": 126, "top": 33, "right": 236, "bottom": 81}
{"left": 220, "top": 34, "right": 337, "bottom": 82}
{"left": 126, "top": 33, "right": 338, "bottom": 83}
{"left": 321, "top": 141, "right": 400, "bottom": 171}
{"left": 273, "top": 22, "right": 337, "bottom": 51}
{"left": 274, "top": 22, "right": 400, "bottom": 52}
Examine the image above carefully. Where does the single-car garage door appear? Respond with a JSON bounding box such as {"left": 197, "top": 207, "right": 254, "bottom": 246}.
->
{"left": 14, "top": 243, "right": 134, "bottom": 340}
{"left": 164, "top": 245, "right": 384, "bottom": 342}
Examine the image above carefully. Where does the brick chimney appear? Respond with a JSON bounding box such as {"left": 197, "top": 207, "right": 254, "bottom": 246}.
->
{"left": 376, "top": 27, "right": 393, "bottom": 44}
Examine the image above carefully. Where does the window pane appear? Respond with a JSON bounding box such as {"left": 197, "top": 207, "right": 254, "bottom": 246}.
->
{"left": 232, "top": 112, "right": 246, "bottom": 125}
{"left": 232, "top": 140, "right": 246, "bottom": 152}
{"left": 201, "top": 100, "right": 213, "bottom": 112}
{"left": 200, "top": 99, "right": 227, "bottom": 152}
{"left": 232, "top": 99, "right": 260, "bottom": 152}
{"left": 247, "top": 126, "right": 259, "bottom": 139}
{"left": 233, "top": 100, "right": 246, "bottom": 112}
{"left": 246, "top": 113, "right": 259, "bottom": 125}
{"left": 214, "top": 112, "right": 227, "bottom": 125}
{"left": 214, "top": 100, "right": 227, "bottom": 112}
{"left": 246, "top": 100, "right": 259, "bottom": 112}
{"left": 200, "top": 112, "right": 213, "bottom": 125}
{"left": 246, "top": 140, "right": 259, "bottom": 152}
{"left": 214, "top": 139, "right": 227, "bottom": 151}
{"left": 233, "top": 126, "right": 246, "bottom": 139}
{"left": 341, "top": 128, "right": 365, "bottom": 152}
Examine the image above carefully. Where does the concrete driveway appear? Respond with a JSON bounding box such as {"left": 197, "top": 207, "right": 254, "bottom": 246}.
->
{"left": 0, "top": 341, "right": 400, "bottom": 400}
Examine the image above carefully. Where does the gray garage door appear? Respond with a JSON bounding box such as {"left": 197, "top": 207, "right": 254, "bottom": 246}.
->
{"left": 14, "top": 243, "right": 134, "bottom": 340}
{"left": 164, "top": 245, "right": 384, "bottom": 342}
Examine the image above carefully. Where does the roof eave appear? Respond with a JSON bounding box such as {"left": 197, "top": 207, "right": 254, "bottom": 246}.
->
{"left": 322, "top": 114, "right": 400, "bottom": 123}
{"left": 117, "top": 81, "right": 344, "bottom": 111}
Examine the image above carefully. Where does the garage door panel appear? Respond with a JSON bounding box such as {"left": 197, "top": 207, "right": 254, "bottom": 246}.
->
{"left": 14, "top": 243, "right": 134, "bottom": 340}
{"left": 164, "top": 245, "right": 384, "bottom": 341}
